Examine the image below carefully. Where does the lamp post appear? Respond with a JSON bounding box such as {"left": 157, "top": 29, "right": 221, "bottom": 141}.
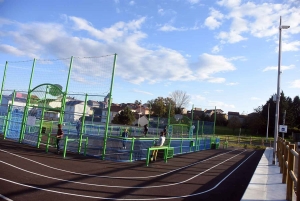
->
{"left": 138, "top": 100, "right": 141, "bottom": 127}
{"left": 273, "top": 16, "right": 290, "bottom": 165}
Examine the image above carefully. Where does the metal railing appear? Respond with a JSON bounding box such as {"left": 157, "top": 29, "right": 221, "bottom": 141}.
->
{"left": 277, "top": 137, "right": 300, "bottom": 201}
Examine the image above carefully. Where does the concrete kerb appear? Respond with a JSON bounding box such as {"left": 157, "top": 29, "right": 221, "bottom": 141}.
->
{"left": 241, "top": 147, "right": 287, "bottom": 201}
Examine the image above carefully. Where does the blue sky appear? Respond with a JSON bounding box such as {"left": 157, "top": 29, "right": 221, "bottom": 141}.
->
{"left": 0, "top": 0, "right": 299, "bottom": 115}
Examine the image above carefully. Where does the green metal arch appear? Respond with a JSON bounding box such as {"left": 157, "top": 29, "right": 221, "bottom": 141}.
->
{"left": 29, "top": 83, "right": 64, "bottom": 94}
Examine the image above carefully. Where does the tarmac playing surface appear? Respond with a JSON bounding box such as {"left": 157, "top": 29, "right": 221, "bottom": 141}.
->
{"left": 0, "top": 139, "right": 264, "bottom": 201}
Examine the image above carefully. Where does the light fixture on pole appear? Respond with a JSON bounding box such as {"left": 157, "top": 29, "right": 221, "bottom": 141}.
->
{"left": 273, "top": 16, "right": 290, "bottom": 165}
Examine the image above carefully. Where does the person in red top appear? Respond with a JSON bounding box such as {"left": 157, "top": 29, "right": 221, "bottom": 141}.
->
{"left": 56, "top": 124, "right": 64, "bottom": 154}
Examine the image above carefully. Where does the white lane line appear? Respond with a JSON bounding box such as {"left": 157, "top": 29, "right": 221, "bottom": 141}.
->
{"left": 0, "top": 148, "right": 238, "bottom": 179}
{"left": 0, "top": 151, "right": 256, "bottom": 200}
{"left": 0, "top": 194, "right": 13, "bottom": 201}
{"left": 0, "top": 150, "right": 247, "bottom": 189}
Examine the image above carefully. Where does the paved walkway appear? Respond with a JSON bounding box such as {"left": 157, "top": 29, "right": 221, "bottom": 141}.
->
{"left": 242, "top": 147, "right": 287, "bottom": 201}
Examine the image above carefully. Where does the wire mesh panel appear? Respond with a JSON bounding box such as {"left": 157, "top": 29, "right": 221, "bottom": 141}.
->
{"left": 0, "top": 116, "right": 6, "bottom": 133}
{"left": 169, "top": 124, "right": 189, "bottom": 138}
{"left": 6, "top": 106, "right": 24, "bottom": 141}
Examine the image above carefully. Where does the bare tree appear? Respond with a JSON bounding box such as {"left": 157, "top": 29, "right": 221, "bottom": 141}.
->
{"left": 169, "top": 90, "right": 190, "bottom": 113}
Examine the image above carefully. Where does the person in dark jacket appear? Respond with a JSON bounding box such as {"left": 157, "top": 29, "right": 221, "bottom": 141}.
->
{"left": 56, "top": 124, "right": 64, "bottom": 154}
{"left": 144, "top": 124, "right": 149, "bottom": 137}
{"left": 122, "top": 129, "right": 129, "bottom": 149}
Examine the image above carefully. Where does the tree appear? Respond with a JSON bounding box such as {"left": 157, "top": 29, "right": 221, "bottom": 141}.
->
{"left": 134, "top": 100, "right": 142, "bottom": 105}
{"left": 227, "top": 116, "right": 241, "bottom": 134}
{"left": 149, "top": 97, "right": 175, "bottom": 117}
{"left": 292, "top": 96, "right": 300, "bottom": 128}
{"left": 169, "top": 90, "right": 190, "bottom": 114}
{"left": 112, "top": 107, "right": 135, "bottom": 125}
{"left": 48, "top": 84, "right": 63, "bottom": 96}
{"left": 111, "top": 114, "right": 120, "bottom": 124}
{"left": 211, "top": 114, "right": 228, "bottom": 126}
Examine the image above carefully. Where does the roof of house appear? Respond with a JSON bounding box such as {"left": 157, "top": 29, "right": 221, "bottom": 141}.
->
{"left": 228, "top": 111, "right": 240, "bottom": 115}
{"left": 66, "top": 100, "right": 84, "bottom": 106}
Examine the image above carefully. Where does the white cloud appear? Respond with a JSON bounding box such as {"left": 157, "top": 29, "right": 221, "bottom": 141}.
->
{"left": 211, "top": 45, "right": 221, "bottom": 53}
{"left": 0, "top": 16, "right": 237, "bottom": 86}
{"left": 226, "top": 82, "right": 238, "bottom": 86}
{"left": 228, "top": 56, "right": 247, "bottom": 61}
{"left": 129, "top": 1, "right": 135, "bottom": 6}
{"left": 208, "top": 100, "right": 235, "bottom": 109}
{"left": 263, "top": 65, "right": 295, "bottom": 72}
{"left": 158, "top": 8, "right": 164, "bottom": 15}
{"left": 204, "top": 8, "right": 224, "bottom": 30}
{"left": 187, "top": 0, "right": 200, "bottom": 4}
{"left": 195, "top": 53, "right": 236, "bottom": 83}
{"left": 282, "top": 41, "right": 300, "bottom": 52}
{"left": 132, "top": 89, "right": 153, "bottom": 95}
{"left": 289, "top": 80, "right": 300, "bottom": 88}
{"left": 0, "top": 44, "right": 26, "bottom": 56}
{"left": 208, "top": 1, "right": 300, "bottom": 47}
{"left": 217, "top": 0, "right": 241, "bottom": 8}
{"left": 251, "top": 97, "right": 260, "bottom": 100}
{"left": 157, "top": 8, "right": 176, "bottom": 16}
{"left": 217, "top": 31, "right": 247, "bottom": 44}
{"left": 158, "top": 24, "right": 187, "bottom": 32}
{"left": 193, "top": 94, "right": 205, "bottom": 100}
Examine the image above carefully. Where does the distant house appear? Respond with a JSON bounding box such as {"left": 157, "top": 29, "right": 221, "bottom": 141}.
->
{"left": 186, "top": 108, "right": 204, "bottom": 119}
{"left": 228, "top": 112, "right": 240, "bottom": 120}
{"left": 133, "top": 114, "right": 148, "bottom": 127}
{"left": 101, "top": 105, "right": 124, "bottom": 123}
{"left": 204, "top": 109, "right": 224, "bottom": 117}
{"left": 228, "top": 111, "right": 246, "bottom": 123}
{"left": 63, "top": 100, "right": 91, "bottom": 122}
{"left": 0, "top": 93, "right": 28, "bottom": 115}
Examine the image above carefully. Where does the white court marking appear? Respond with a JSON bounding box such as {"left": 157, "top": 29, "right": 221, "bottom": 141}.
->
{"left": 0, "top": 194, "right": 13, "bottom": 201}
{"left": 0, "top": 151, "right": 256, "bottom": 200}
{"left": 0, "top": 148, "right": 237, "bottom": 179}
{"left": 0, "top": 150, "right": 246, "bottom": 188}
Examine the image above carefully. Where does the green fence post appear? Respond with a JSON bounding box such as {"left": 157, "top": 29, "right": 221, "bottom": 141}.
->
{"left": 3, "top": 105, "right": 12, "bottom": 139}
{"left": 78, "top": 93, "right": 88, "bottom": 153}
{"left": 196, "top": 120, "right": 200, "bottom": 151}
{"left": 180, "top": 137, "right": 183, "bottom": 154}
{"left": 20, "top": 58, "right": 36, "bottom": 143}
{"left": 84, "top": 137, "right": 88, "bottom": 156}
{"left": 63, "top": 136, "right": 68, "bottom": 158}
{"left": 213, "top": 106, "right": 216, "bottom": 136}
{"left": 0, "top": 61, "right": 8, "bottom": 107}
{"left": 130, "top": 137, "right": 135, "bottom": 161}
{"left": 102, "top": 54, "right": 117, "bottom": 160}
{"left": 46, "top": 132, "right": 51, "bottom": 153}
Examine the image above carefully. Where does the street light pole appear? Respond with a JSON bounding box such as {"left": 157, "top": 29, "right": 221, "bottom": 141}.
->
{"left": 273, "top": 16, "right": 290, "bottom": 165}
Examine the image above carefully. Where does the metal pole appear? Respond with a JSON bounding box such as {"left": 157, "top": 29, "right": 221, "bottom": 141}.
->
{"left": 266, "top": 102, "right": 270, "bottom": 141}
{"left": 282, "top": 110, "right": 286, "bottom": 139}
{"left": 213, "top": 106, "right": 216, "bottom": 136}
{"left": 273, "top": 16, "right": 282, "bottom": 165}
{"left": 148, "top": 103, "right": 151, "bottom": 127}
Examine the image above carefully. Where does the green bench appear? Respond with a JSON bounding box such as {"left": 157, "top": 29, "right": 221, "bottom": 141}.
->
{"left": 146, "top": 146, "right": 169, "bottom": 166}
{"left": 146, "top": 138, "right": 174, "bottom": 166}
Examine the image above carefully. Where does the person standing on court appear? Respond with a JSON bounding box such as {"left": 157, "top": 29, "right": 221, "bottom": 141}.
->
{"left": 122, "top": 129, "right": 129, "bottom": 149}
{"left": 76, "top": 120, "right": 81, "bottom": 136}
{"left": 56, "top": 124, "right": 64, "bottom": 154}
{"left": 144, "top": 124, "right": 149, "bottom": 137}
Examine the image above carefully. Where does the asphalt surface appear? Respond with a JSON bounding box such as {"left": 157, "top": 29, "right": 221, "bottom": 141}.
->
{"left": 0, "top": 138, "right": 264, "bottom": 201}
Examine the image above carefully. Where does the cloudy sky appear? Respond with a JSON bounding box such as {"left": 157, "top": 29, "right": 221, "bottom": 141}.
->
{"left": 0, "top": 0, "right": 299, "bottom": 114}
